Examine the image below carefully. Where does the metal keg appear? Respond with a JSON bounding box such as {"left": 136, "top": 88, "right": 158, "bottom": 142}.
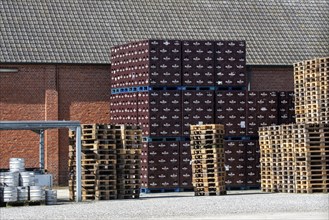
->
{"left": 20, "top": 171, "right": 35, "bottom": 186}
{"left": 1, "top": 172, "right": 19, "bottom": 187}
{"left": 0, "top": 187, "right": 3, "bottom": 203}
{"left": 3, "top": 186, "right": 17, "bottom": 202}
{"left": 17, "top": 186, "right": 29, "bottom": 201}
{"left": 29, "top": 186, "right": 45, "bottom": 201}
{"left": 45, "top": 189, "right": 57, "bottom": 205}
{"left": 9, "top": 158, "right": 25, "bottom": 172}
{"left": 0, "top": 172, "right": 5, "bottom": 185}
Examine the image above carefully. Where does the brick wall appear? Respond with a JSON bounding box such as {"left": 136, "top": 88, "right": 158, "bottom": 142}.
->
{"left": 0, "top": 65, "right": 47, "bottom": 173}
{"left": 0, "top": 63, "right": 291, "bottom": 185}
{"left": 248, "top": 66, "right": 294, "bottom": 91}
{"left": 0, "top": 64, "right": 110, "bottom": 185}
{"left": 57, "top": 65, "right": 111, "bottom": 184}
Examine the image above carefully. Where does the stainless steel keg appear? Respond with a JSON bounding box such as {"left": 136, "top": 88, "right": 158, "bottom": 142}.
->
{"left": 3, "top": 186, "right": 17, "bottom": 202}
{"left": 9, "top": 158, "right": 25, "bottom": 172}
{"left": 29, "top": 186, "right": 45, "bottom": 201}
{"left": 20, "top": 171, "right": 35, "bottom": 186}
{"left": 17, "top": 186, "right": 29, "bottom": 201}
{"left": 1, "top": 172, "right": 19, "bottom": 187}
{"left": 45, "top": 189, "right": 57, "bottom": 205}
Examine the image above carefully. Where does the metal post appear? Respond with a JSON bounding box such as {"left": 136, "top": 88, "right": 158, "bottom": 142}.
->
{"left": 39, "top": 129, "right": 45, "bottom": 173}
{"left": 75, "top": 126, "right": 82, "bottom": 202}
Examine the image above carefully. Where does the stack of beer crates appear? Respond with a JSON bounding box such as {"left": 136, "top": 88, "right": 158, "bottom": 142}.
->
{"left": 110, "top": 39, "right": 296, "bottom": 192}
{"left": 217, "top": 90, "right": 288, "bottom": 189}
{"left": 190, "top": 124, "right": 226, "bottom": 196}
{"left": 69, "top": 124, "right": 142, "bottom": 200}
{"left": 259, "top": 57, "right": 329, "bottom": 193}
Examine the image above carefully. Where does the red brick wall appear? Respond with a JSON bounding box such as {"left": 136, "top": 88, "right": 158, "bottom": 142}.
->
{"left": 44, "top": 66, "right": 59, "bottom": 183}
{"left": 0, "top": 64, "right": 111, "bottom": 185}
{"left": 248, "top": 66, "right": 294, "bottom": 91}
{"left": 0, "top": 65, "right": 47, "bottom": 172}
{"left": 57, "top": 65, "right": 111, "bottom": 184}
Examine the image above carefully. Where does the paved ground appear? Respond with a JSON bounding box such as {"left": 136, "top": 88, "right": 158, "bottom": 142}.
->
{"left": 1, "top": 188, "right": 328, "bottom": 220}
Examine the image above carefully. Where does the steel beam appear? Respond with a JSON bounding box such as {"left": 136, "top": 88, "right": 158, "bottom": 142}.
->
{"left": 39, "top": 129, "right": 45, "bottom": 173}
{"left": 75, "top": 126, "right": 82, "bottom": 202}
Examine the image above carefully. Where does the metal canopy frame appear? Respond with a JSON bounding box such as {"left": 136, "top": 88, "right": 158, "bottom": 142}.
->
{"left": 0, "top": 121, "right": 82, "bottom": 202}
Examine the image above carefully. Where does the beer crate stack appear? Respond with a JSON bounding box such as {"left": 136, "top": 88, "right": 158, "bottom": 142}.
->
{"left": 278, "top": 91, "right": 296, "bottom": 125}
{"left": 110, "top": 39, "right": 295, "bottom": 192}
{"left": 68, "top": 124, "right": 117, "bottom": 201}
{"left": 115, "top": 125, "right": 142, "bottom": 199}
{"left": 69, "top": 124, "right": 142, "bottom": 200}
{"left": 141, "top": 141, "right": 181, "bottom": 191}
{"left": 216, "top": 90, "right": 288, "bottom": 189}
{"left": 190, "top": 124, "right": 226, "bottom": 196}
{"left": 259, "top": 57, "right": 329, "bottom": 193}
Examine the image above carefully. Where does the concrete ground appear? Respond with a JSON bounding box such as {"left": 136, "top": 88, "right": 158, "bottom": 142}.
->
{"left": 1, "top": 188, "right": 328, "bottom": 220}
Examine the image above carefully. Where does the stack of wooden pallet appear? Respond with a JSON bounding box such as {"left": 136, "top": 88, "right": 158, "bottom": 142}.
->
{"left": 258, "top": 125, "right": 281, "bottom": 192}
{"left": 190, "top": 124, "right": 226, "bottom": 196}
{"left": 259, "top": 124, "right": 329, "bottom": 193}
{"left": 259, "top": 57, "right": 329, "bottom": 193}
{"left": 69, "top": 124, "right": 117, "bottom": 201}
{"left": 294, "top": 124, "right": 329, "bottom": 193}
{"left": 294, "top": 57, "right": 329, "bottom": 124}
{"left": 116, "top": 125, "right": 142, "bottom": 199}
{"left": 69, "top": 124, "right": 142, "bottom": 201}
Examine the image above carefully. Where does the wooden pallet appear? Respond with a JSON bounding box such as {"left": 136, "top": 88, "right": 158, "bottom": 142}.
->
{"left": 81, "top": 123, "right": 112, "bottom": 130}
{"left": 81, "top": 133, "right": 116, "bottom": 141}
{"left": 190, "top": 139, "right": 223, "bottom": 145}
{"left": 117, "top": 189, "right": 140, "bottom": 194}
{"left": 190, "top": 124, "right": 224, "bottom": 131}
{"left": 69, "top": 151, "right": 117, "bottom": 159}
{"left": 116, "top": 164, "right": 140, "bottom": 170}
{"left": 116, "top": 149, "right": 141, "bottom": 154}
{"left": 95, "top": 189, "right": 117, "bottom": 197}
{"left": 194, "top": 182, "right": 224, "bottom": 188}
{"left": 117, "top": 194, "right": 139, "bottom": 199}
{"left": 194, "top": 191, "right": 226, "bottom": 196}
{"left": 190, "top": 134, "right": 224, "bottom": 141}
{"left": 2, "top": 200, "right": 45, "bottom": 207}
{"left": 190, "top": 144, "right": 223, "bottom": 150}
{"left": 192, "top": 176, "right": 225, "bottom": 183}
{"left": 82, "top": 141, "right": 116, "bottom": 147}
{"left": 117, "top": 154, "right": 140, "bottom": 160}
{"left": 295, "top": 188, "right": 329, "bottom": 193}
{"left": 117, "top": 158, "right": 141, "bottom": 164}
{"left": 116, "top": 183, "right": 140, "bottom": 189}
